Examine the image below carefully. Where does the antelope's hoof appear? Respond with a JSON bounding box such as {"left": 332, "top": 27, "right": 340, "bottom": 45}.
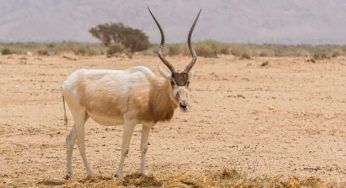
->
{"left": 114, "top": 173, "right": 123, "bottom": 180}
{"left": 141, "top": 171, "right": 148, "bottom": 176}
{"left": 85, "top": 172, "right": 95, "bottom": 179}
{"left": 65, "top": 174, "right": 72, "bottom": 180}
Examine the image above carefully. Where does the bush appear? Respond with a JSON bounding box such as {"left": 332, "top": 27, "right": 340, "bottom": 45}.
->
{"left": 240, "top": 53, "right": 251, "bottom": 59}
{"left": 313, "top": 52, "right": 328, "bottom": 60}
{"left": 307, "top": 58, "right": 316, "bottom": 63}
{"left": 331, "top": 49, "right": 342, "bottom": 58}
{"left": 194, "top": 40, "right": 229, "bottom": 58}
{"left": 219, "top": 45, "right": 231, "bottom": 55}
{"left": 230, "top": 46, "right": 248, "bottom": 57}
{"left": 195, "top": 42, "right": 218, "bottom": 58}
{"left": 167, "top": 44, "right": 181, "bottom": 56}
{"left": 1, "top": 48, "right": 13, "bottom": 55}
{"left": 89, "top": 22, "right": 151, "bottom": 52}
{"left": 106, "top": 43, "right": 132, "bottom": 58}
{"left": 259, "top": 50, "right": 269, "bottom": 57}
{"left": 36, "top": 49, "right": 50, "bottom": 56}
{"left": 73, "top": 46, "right": 103, "bottom": 56}
{"left": 73, "top": 47, "right": 88, "bottom": 56}
{"left": 261, "top": 61, "right": 269, "bottom": 67}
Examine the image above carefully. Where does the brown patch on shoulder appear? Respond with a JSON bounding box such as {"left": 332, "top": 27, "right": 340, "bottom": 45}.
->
{"left": 130, "top": 78, "right": 177, "bottom": 123}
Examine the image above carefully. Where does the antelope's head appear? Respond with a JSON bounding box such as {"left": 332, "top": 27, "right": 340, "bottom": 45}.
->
{"left": 148, "top": 8, "right": 201, "bottom": 112}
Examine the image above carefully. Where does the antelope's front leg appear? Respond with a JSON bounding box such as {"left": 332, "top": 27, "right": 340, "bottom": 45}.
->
{"left": 140, "top": 124, "right": 151, "bottom": 176}
{"left": 116, "top": 120, "right": 136, "bottom": 179}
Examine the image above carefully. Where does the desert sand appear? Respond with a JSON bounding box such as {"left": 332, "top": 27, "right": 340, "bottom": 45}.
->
{"left": 0, "top": 54, "right": 345, "bottom": 186}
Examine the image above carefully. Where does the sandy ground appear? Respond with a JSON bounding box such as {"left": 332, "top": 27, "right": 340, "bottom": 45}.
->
{"left": 0, "top": 54, "right": 345, "bottom": 186}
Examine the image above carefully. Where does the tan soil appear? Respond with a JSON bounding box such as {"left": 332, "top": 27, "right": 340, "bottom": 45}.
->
{"left": 0, "top": 54, "right": 345, "bottom": 186}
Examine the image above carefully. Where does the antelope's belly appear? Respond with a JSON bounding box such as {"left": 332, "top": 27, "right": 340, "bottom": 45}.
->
{"left": 87, "top": 111, "right": 124, "bottom": 126}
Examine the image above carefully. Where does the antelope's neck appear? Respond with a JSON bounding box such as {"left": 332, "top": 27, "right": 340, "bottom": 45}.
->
{"left": 149, "top": 79, "right": 177, "bottom": 123}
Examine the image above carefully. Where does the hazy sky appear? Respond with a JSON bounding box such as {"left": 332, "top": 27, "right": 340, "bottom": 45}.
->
{"left": 0, "top": 0, "right": 345, "bottom": 44}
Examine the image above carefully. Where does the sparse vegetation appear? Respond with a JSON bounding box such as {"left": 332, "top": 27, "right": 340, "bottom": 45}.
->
{"left": 1, "top": 41, "right": 346, "bottom": 59}
{"left": 0, "top": 42, "right": 106, "bottom": 56}
{"left": 142, "top": 41, "right": 346, "bottom": 59}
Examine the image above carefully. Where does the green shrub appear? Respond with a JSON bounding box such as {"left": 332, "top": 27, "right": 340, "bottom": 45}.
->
{"left": 191, "top": 40, "right": 231, "bottom": 58}
{"left": 331, "top": 49, "right": 342, "bottom": 58}
{"left": 313, "top": 52, "right": 328, "bottom": 60}
{"left": 230, "top": 46, "right": 248, "bottom": 57}
{"left": 73, "top": 46, "right": 104, "bottom": 56}
{"left": 140, "top": 46, "right": 157, "bottom": 56}
{"left": 240, "top": 53, "right": 251, "bottom": 59}
{"left": 106, "top": 43, "right": 132, "bottom": 58}
{"left": 306, "top": 58, "right": 316, "bottom": 63}
{"left": 167, "top": 44, "right": 181, "bottom": 56}
{"left": 195, "top": 42, "right": 218, "bottom": 58}
{"left": 36, "top": 49, "right": 50, "bottom": 56}
{"left": 220, "top": 46, "right": 231, "bottom": 54}
{"left": 74, "top": 47, "right": 88, "bottom": 56}
{"left": 89, "top": 22, "right": 151, "bottom": 52}
{"left": 1, "top": 48, "right": 13, "bottom": 55}
{"left": 259, "top": 50, "right": 269, "bottom": 57}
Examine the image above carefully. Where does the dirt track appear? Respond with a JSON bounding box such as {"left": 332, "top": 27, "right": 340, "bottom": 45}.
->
{"left": 0, "top": 54, "right": 346, "bottom": 186}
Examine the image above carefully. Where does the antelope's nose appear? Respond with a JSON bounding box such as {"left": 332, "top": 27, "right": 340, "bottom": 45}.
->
{"left": 180, "top": 102, "right": 188, "bottom": 109}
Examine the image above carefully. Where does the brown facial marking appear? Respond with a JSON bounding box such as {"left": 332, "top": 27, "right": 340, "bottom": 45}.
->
{"left": 172, "top": 72, "right": 189, "bottom": 86}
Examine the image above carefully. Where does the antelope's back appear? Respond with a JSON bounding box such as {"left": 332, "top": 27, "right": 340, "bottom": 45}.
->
{"left": 62, "top": 67, "right": 156, "bottom": 125}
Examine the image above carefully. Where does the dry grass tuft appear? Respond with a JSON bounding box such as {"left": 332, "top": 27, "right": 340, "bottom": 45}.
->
{"left": 64, "top": 176, "right": 121, "bottom": 187}
{"left": 122, "top": 173, "right": 162, "bottom": 187}
{"left": 261, "top": 61, "right": 269, "bottom": 67}
{"left": 37, "top": 179, "right": 65, "bottom": 186}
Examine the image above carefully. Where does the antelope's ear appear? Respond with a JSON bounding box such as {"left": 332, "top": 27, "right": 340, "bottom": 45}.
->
{"left": 158, "top": 64, "right": 172, "bottom": 79}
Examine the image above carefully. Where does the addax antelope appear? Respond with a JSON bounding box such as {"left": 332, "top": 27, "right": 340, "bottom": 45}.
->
{"left": 62, "top": 8, "right": 201, "bottom": 179}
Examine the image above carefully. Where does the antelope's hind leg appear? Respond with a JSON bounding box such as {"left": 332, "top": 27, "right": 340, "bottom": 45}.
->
{"left": 75, "top": 111, "right": 93, "bottom": 178}
{"left": 66, "top": 110, "right": 93, "bottom": 179}
{"left": 66, "top": 126, "right": 77, "bottom": 179}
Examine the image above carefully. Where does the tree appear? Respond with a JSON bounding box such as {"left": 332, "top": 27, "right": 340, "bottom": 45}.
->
{"left": 89, "top": 23, "right": 151, "bottom": 53}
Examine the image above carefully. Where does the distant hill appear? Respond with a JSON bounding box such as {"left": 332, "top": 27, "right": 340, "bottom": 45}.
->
{"left": 0, "top": 0, "right": 345, "bottom": 44}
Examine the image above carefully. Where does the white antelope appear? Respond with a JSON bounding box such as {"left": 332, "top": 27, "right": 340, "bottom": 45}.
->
{"left": 62, "top": 8, "right": 201, "bottom": 179}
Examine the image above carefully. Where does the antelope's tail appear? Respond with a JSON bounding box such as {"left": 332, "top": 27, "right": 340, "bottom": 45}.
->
{"left": 62, "top": 91, "right": 68, "bottom": 128}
